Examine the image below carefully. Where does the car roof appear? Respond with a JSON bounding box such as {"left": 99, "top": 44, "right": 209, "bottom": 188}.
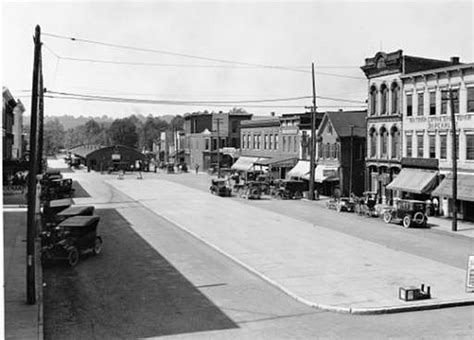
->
{"left": 58, "top": 215, "right": 100, "bottom": 227}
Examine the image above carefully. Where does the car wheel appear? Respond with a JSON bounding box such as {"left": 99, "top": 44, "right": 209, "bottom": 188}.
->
{"left": 402, "top": 215, "right": 411, "bottom": 229}
{"left": 67, "top": 247, "right": 79, "bottom": 267}
{"left": 383, "top": 211, "right": 392, "bottom": 224}
{"left": 93, "top": 237, "right": 103, "bottom": 255}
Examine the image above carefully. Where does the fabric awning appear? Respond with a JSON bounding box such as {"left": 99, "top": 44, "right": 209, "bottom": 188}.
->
{"left": 432, "top": 174, "right": 474, "bottom": 202}
{"left": 231, "top": 156, "right": 259, "bottom": 171}
{"left": 386, "top": 168, "right": 438, "bottom": 194}
{"left": 305, "top": 165, "right": 339, "bottom": 182}
{"left": 254, "top": 156, "right": 298, "bottom": 167}
{"left": 287, "top": 160, "right": 310, "bottom": 179}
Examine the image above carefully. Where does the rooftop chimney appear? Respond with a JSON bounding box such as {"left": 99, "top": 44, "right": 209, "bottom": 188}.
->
{"left": 451, "top": 56, "right": 460, "bottom": 65}
{"left": 270, "top": 111, "right": 275, "bottom": 117}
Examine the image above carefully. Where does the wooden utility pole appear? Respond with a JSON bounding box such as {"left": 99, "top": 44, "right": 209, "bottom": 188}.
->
{"left": 309, "top": 62, "right": 317, "bottom": 200}
{"left": 26, "top": 24, "right": 41, "bottom": 305}
{"left": 37, "top": 58, "right": 44, "bottom": 173}
{"left": 215, "top": 117, "right": 222, "bottom": 178}
{"left": 449, "top": 88, "right": 458, "bottom": 232}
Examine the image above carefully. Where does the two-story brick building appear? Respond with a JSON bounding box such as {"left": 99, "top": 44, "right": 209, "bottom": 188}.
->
{"left": 361, "top": 50, "right": 453, "bottom": 204}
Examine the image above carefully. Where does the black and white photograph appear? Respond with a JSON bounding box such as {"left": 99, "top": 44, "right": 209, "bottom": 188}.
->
{"left": 2, "top": 1, "right": 474, "bottom": 339}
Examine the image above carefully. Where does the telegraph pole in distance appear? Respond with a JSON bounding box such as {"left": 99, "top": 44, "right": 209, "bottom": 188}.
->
{"left": 449, "top": 89, "right": 458, "bottom": 232}
{"left": 214, "top": 117, "right": 222, "bottom": 178}
{"left": 26, "top": 24, "right": 41, "bottom": 305}
{"left": 309, "top": 62, "right": 317, "bottom": 200}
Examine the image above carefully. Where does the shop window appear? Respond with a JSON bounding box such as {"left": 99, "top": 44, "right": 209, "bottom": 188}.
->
{"left": 429, "top": 92, "right": 436, "bottom": 115}
{"left": 417, "top": 134, "right": 424, "bottom": 157}
{"left": 406, "top": 94, "right": 413, "bottom": 117}
{"left": 429, "top": 135, "right": 436, "bottom": 158}
{"left": 391, "top": 82, "right": 399, "bottom": 114}
{"left": 467, "top": 88, "right": 474, "bottom": 113}
{"left": 417, "top": 92, "right": 424, "bottom": 116}
{"left": 467, "top": 134, "right": 474, "bottom": 160}
{"left": 440, "top": 134, "right": 447, "bottom": 159}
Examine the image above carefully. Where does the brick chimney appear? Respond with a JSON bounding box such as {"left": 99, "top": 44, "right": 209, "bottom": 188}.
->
{"left": 270, "top": 111, "right": 275, "bottom": 116}
{"left": 451, "top": 56, "right": 460, "bottom": 65}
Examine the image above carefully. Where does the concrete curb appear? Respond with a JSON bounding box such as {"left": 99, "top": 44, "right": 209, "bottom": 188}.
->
{"left": 107, "top": 179, "right": 474, "bottom": 315}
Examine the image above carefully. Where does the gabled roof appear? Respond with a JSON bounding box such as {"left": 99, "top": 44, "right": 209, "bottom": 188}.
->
{"left": 319, "top": 110, "right": 367, "bottom": 138}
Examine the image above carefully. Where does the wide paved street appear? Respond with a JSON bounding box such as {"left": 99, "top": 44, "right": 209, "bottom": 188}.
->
{"left": 42, "top": 165, "right": 474, "bottom": 339}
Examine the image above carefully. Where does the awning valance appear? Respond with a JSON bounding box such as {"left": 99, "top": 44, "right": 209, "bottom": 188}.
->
{"left": 432, "top": 174, "right": 474, "bottom": 202}
{"left": 254, "top": 156, "right": 298, "bottom": 167}
{"left": 305, "top": 165, "right": 339, "bottom": 182}
{"left": 287, "top": 160, "right": 310, "bottom": 179}
{"left": 386, "top": 168, "right": 438, "bottom": 194}
{"left": 231, "top": 156, "right": 259, "bottom": 171}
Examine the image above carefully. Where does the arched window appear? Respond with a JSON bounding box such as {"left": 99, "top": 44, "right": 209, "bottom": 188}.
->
{"left": 370, "top": 85, "right": 377, "bottom": 116}
{"left": 380, "top": 127, "right": 388, "bottom": 158}
{"left": 369, "top": 128, "right": 377, "bottom": 158}
{"left": 391, "top": 82, "right": 399, "bottom": 114}
{"left": 380, "top": 84, "right": 388, "bottom": 115}
{"left": 391, "top": 127, "right": 400, "bottom": 159}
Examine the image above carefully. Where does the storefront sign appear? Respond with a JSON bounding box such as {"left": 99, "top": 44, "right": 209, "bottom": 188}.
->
{"left": 112, "top": 153, "right": 121, "bottom": 160}
{"left": 407, "top": 115, "right": 472, "bottom": 131}
{"left": 401, "top": 157, "right": 438, "bottom": 170}
{"left": 466, "top": 255, "right": 474, "bottom": 292}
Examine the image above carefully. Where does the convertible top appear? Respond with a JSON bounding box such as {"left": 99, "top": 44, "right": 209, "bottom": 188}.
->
{"left": 58, "top": 215, "right": 100, "bottom": 228}
{"left": 57, "top": 206, "right": 95, "bottom": 217}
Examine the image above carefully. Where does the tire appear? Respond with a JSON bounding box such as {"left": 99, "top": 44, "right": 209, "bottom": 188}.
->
{"left": 67, "top": 247, "right": 79, "bottom": 267}
{"left": 383, "top": 211, "right": 392, "bottom": 224}
{"left": 294, "top": 191, "right": 302, "bottom": 199}
{"left": 402, "top": 215, "right": 411, "bottom": 229}
{"left": 93, "top": 237, "right": 103, "bottom": 255}
{"left": 414, "top": 212, "right": 425, "bottom": 225}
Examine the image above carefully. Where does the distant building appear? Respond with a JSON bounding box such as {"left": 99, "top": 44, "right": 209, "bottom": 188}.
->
{"left": 2, "top": 87, "right": 25, "bottom": 160}
{"left": 361, "top": 50, "right": 454, "bottom": 204}
{"left": 184, "top": 111, "right": 252, "bottom": 171}
{"left": 315, "top": 110, "right": 367, "bottom": 197}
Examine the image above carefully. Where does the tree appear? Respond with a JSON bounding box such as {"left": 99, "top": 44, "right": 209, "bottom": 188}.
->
{"left": 108, "top": 117, "right": 139, "bottom": 148}
{"left": 139, "top": 115, "right": 168, "bottom": 151}
{"left": 43, "top": 118, "right": 66, "bottom": 155}
{"left": 228, "top": 107, "right": 248, "bottom": 114}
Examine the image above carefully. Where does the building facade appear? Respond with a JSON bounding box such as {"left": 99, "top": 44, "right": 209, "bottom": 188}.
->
{"left": 400, "top": 62, "right": 474, "bottom": 221}
{"left": 361, "top": 50, "right": 453, "bottom": 204}
{"left": 3, "top": 87, "right": 24, "bottom": 160}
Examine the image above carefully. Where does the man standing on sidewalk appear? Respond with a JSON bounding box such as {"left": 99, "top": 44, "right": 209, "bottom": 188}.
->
{"left": 195, "top": 163, "right": 199, "bottom": 174}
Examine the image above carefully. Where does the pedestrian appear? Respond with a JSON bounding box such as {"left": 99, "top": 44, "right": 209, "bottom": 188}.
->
{"left": 195, "top": 163, "right": 200, "bottom": 174}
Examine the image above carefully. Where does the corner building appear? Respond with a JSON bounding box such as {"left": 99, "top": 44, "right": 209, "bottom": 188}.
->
{"left": 361, "top": 50, "right": 453, "bottom": 204}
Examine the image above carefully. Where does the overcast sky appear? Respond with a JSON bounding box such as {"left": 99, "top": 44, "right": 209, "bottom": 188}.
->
{"left": 2, "top": 1, "right": 473, "bottom": 119}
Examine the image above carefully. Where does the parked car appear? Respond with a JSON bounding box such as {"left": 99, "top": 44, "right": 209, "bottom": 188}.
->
{"left": 326, "top": 197, "right": 355, "bottom": 212}
{"left": 239, "top": 181, "right": 262, "bottom": 199}
{"left": 271, "top": 180, "right": 308, "bottom": 199}
{"left": 41, "top": 178, "right": 75, "bottom": 201}
{"left": 209, "top": 179, "right": 232, "bottom": 197}
{"left": 383, "top": 199, "right": 428, "bottom": 228}
{"left": 41, "top": 215, "right": 102, "bottom": 267}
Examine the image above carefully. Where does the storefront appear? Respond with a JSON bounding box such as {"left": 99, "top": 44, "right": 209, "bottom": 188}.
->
{"left": 304, "top": 165, "right": 339, "bottom": 197}
{"left": 255, "top": 156, "right": 298, "bottom": 179}
{"left": 287, "top": 160, "right": 310, "bottom": 180}
{"left": 432, "top": 173, "right": 474, "bottom": 221}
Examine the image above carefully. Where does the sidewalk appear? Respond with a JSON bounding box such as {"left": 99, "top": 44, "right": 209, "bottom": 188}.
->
{"left": 106, "top": 177, "right": 474, "bottom": 314}
{"left": 4, "top": 211, "right": 43, "bottom": 339}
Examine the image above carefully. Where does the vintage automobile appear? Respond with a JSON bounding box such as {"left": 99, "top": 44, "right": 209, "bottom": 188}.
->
{"left": 354, "top": 191, "right": 378, "bottom": 217}
{"left": 239, "top": 181, "right": 262, "bottom": 199}
{"left": 209, "top": 179, "right": 232, "bottom": 197}
{"left": 45, "top": 205, "right": 96, "bottom": 228}
{"left": 41, "top": 215, "right": 103, "bottom": 267}
{"left": 41, "top": 178, "right": 75, "bottom": 201}
{"left": 383, "top": 199, "right": 428, "bottom": 228}
{"left": 271, "top": 180, "right": 308, "bottom": 199}
{"left": 326, "top": 197, "right": 356, "bottom": 212}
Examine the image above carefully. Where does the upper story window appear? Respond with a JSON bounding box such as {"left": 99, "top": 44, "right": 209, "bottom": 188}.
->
{"left": 468, "top": 87, "right": 474, "bottom": 113}
{"left": 429, "top": 92, "right": 436, "bottom": 115}
{"left": 264, "top": 134, "right": 268, "bottom": 149}
{"left": 369, "top": 128, "right": 377, "bottom": 158}
{"left": 370, "top": 86, "right": 377, "bottom": 116}
{"left": 452, "top": 89, "right": 460, "bottom": 114}
{"left": 406, "top": 94, "right": 413, "bottom": 117}
{"left": 391, "top": 127, "right": 400, "bottom": 159}
{"left": 380, "top": 127, "right": 388, "bottom": 158}
{"left": 440, "top": 134, "right": 447, "bottom": 159}
{"left": 391, "top": 82, "right": 400, "bottom": 114}
{"left": 406, "top": 134, "right": 413, "bottom": 157}
{"left": 429, "top": 135, "right": 436, "bottom": 158}
{"left": 466, "top": 134, "right": 474, "bottom": 160}
{"left": 324, "top": 143, "right": 330, "bottom": 158}
{"left": 269, "top": 134, "right": 273, "bottom": 150}
{"left": 275, "top": 135, "right": 279, "bottom": 150}
{"left": 294, "top": 136, "right": 298, "bottom": 153}
{"left": 417, "top": 134, "right": 424, "bottom": 158}
{"left": 441, "top": 98, "right": 448, "bottom": 115}
{"left": 282, "top": 136, "right": 286, "bottom": 151}
{"left": 381, "top": 84, "right": 388, "bottom": 115}
{"left": 417, "top": 92, "right": 424, "bottom": 116}
{"left": 231, "top": 121, "right": 239, "bottom": 133}
{"left": 205, "top": 139, "right": 210, "bottom": 150}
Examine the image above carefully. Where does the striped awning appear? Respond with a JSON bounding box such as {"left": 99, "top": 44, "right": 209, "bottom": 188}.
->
{"left": 386, "top": 168, "right": 438, "bottom": 194}
{"left": 432, "top": 174, "right": 474, "bottom": 202}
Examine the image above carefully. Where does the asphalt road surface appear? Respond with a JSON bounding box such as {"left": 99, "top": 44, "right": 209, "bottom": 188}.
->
{"left": 42, "top": 172, "right": 474, "bottom": 339}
